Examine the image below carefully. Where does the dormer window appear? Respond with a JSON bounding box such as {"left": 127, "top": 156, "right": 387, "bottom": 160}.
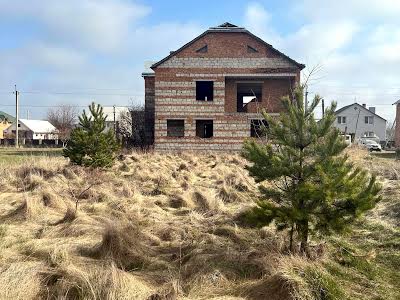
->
{"left": 247, "top": 45, "right": 258, "bottom": 53}
{"left": 196, "top": 45, "right": 208, "bottom": 53}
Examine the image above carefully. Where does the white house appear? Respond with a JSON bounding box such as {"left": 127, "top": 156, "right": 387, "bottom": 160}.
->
{"left": 334, "top": 103, "right": 386, "bottom": 142}
{"left": 3, "top": 119, "right": 58, "bottom": 140}
{"left": 101, "top": 106, "right": 129, "bottom": 132}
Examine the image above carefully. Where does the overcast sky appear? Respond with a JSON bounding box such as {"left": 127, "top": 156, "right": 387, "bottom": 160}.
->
{"left": 0, "top": 0, "right": 399, "bottom": 122}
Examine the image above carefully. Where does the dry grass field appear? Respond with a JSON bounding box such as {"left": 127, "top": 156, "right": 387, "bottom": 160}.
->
{"left": 0, "top": 147, "right": 398, "bottom": 299}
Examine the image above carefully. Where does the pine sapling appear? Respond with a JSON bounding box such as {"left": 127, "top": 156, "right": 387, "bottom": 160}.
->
{"left": 242, "top": 85, "right": 381, "bottom": 255}
{"left": 64, "top": 102, "right": 120, "bottom": 168}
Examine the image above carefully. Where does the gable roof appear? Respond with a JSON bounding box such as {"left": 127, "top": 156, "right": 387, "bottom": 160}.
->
{"left": 335, "top": 103, "right": 387, "bottom": 121}
{"left": 0, "top": 111, "right": 15, "bottom": 122}
{"left": 151, "top": 22, "right": 305, "bottom": 70}
{"left": 19, "top": 119, "right": 57, "bottom": 133}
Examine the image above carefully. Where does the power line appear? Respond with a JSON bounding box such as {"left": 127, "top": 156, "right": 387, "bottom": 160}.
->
{"left": 20, "top": 91, "right": 144, "bottom": 96}
{"left": 0, "top": 104, "right": 132, "bottom": 108}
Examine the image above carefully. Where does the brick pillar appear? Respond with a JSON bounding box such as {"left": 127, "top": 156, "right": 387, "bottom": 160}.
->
{"left": 395, "top": 104, "right": 400, "bottom": 147}
{"left": 144, "top": 76, "right": 155, "bottom": 146}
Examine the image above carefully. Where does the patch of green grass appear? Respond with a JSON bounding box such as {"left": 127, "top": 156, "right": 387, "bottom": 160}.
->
{"left": 281, "top": 258, "right": 347, "bottom": 300}
{"left": 0, "top": 148, "right": 63, "bottom": 165}
{"left": 322, "top": 218, "right": 400, "bottom": 300}
{"left": 370, "top": 151, "right": 396, "bottom": 159}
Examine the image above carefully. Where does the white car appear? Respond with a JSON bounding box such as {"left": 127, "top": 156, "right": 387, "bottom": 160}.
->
{"left": 362, "top": 140, "right": 382, "bottom": 152}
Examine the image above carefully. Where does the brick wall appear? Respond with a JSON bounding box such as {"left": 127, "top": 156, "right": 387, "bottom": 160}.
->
{"left": 145, "top": 31, "right": 301, "bottom": 151}
{"left": 144, "top": 76, "right": 155, "bottom": 145}
{"left": 395, "top": 104, "right": 400, "bottom": 147}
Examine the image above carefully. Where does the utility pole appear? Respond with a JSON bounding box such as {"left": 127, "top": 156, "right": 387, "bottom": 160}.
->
{"left": 321, "top": 98, "right": 325, "bottom": 118}
{"left": 354, "top": 107, "right": 361, "bottom": 141}
{"left": 14, "top": 85, "right": 19, "bottom": 148}
{"left": 113, "top": 105, "right": 116, "bottom": 136}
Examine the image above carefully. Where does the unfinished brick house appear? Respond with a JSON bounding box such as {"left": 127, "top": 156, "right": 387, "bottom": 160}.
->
{"left": 142, "top": 22, "right": 305, "bottom": 151}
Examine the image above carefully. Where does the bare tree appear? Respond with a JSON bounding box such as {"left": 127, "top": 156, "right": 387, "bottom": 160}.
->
{"left": 386, "top": 121, "right": 395, "bottom": 148}
{"left": 118, "top": 104, "right": 146, "bottom": 148}
{"left": 47, "top": 105, "right": 78, "bottom": 147}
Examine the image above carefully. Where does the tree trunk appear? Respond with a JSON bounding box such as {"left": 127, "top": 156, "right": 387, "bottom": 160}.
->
{"left": 299, "top": 221, "right": 309, "bottom": 256}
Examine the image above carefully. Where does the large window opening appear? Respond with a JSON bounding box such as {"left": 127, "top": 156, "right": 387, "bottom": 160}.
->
{"left": 237, "top": 82, "right": 262, "bottom": 112}
{"left": 196, "top": 120, "right": 213, "bottom": 138}
{"left": 196, "top": 81, "right": 213, "bottom": 101}
{"left": 250, "top": 119, "right": 268, "bottom": 138}
{"left": 167, "top": 119, "right": 184, "bottom": 137}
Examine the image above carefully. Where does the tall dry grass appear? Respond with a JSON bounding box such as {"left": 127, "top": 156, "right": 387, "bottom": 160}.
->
{"left": 0, "top": 148, "right": 398, "bottom": 299}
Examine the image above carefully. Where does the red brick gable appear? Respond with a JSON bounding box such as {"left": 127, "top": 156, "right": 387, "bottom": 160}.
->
{"left": 174, "top": 32, "right": 277, "bottom": 58}
{"left": 151, "top": 24, "right": 304, "bottom": 70}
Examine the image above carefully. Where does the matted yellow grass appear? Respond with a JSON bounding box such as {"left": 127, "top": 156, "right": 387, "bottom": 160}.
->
{"left": 0, "top": 148, "right": 398, "bottom": 299}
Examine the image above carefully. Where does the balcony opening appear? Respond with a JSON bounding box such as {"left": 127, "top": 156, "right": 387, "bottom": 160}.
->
{"left": 250, "top": 119, "right": 268, "bottom": 138}
{"left": 167, "top": 119, "right": 184, "bottom": 137}
{"left": 196, "top": 120, "right": 213, "bottom": 138}
{"left": 196, "top": 81, "right": 213, "bottom": 101}
{"left": 237, "top": 82, "right": 262, "bottom": 112}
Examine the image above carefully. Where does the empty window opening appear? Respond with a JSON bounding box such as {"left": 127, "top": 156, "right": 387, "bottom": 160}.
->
{"left": 167, "top": 120, "right": 184, "bottom": 137}
{"left": 247, "top": 45, "right": 258, "bottom": 53}
{"left": 196, "top": 120, "right": 213, "bottom": 138}
{"left": 250, "top": 119, "right": 268, "bottom": 138}
{"left": 365, "top": 116, "right": 374, "bottom": 124}
{"left": 196, "top": 45, "right": 208, "bottom": 53}
{"left": 196, "top": 81, "right": 213, "bottom": 101}
{"left": 337, "top": 116, "right": 346, "bottom": 124}
{"left": 237, "top": 82, "right": 262, "bottom": 112}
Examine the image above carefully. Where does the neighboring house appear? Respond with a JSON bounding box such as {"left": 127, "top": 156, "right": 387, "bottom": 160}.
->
{"left": 142, "top": 22, "right": 305, "bottom": 151}
{"left": 334, "top": 103, "right": 386, "bottom": 143}
{"left": 0, "top": 111, "right": 15, "bottom": 139}
{"left": 101, "top": 106, "right": 129, "bottom": 133}
{"left": 3, "top": 119, "right": 58, "bottom": 140}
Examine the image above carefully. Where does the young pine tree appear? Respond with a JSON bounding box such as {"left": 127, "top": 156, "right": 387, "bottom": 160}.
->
{"left": 242, "top": 86, "right": 381, "bottom": 254}
{"left": 63, "top": 102, "right": 120, "bottom": 168}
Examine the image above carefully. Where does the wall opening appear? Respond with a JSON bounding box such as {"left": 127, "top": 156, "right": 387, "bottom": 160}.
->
{"left": 250, "top": 119, "right": 268, "bottom": 138}
{"left": 237, "top": 82, "right": 262, "bottom": 112}
{"left": 247, "top": 45, "right": 258, "bottom": 53}
{"left": 196, "top": 120, "right": 213, "bottom": 138}
{"left": 167, "top": 119, "right": 185, "bottom": 137}
{"left": 196, "top": 45, "right": 208, "bottom": 53}
{"left": 196, "top": 81, "right": 213, "bottom": 101}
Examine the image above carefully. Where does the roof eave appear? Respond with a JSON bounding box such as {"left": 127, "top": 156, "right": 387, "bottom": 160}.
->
{"left": 141, "top": 72, "right": 155, "bottom": 77}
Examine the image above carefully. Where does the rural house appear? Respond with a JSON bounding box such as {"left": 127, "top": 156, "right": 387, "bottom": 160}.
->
{"left": 3, "top": 119, "right": 58, "bottom": 142}
{"left": 334, "top": 103, "right": 386, "bottom": 143}
{"left": 142, "top": 22, "right": 304, "bottom": 151}
{"left": 0, "top": 111, "right": 14, "bottom": 139}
